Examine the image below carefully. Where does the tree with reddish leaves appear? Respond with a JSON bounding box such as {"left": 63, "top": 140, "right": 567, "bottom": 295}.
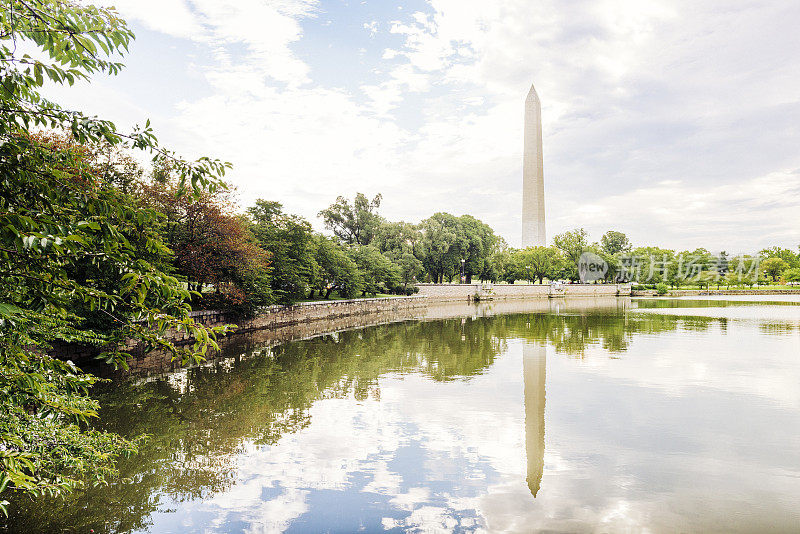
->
{"left": 139, "top": 165, "right": 273, "bottom": 314}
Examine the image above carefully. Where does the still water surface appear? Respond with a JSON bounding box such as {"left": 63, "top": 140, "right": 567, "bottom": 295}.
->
{"left": 7, "top": 297, "right": 800, "bottom": 533}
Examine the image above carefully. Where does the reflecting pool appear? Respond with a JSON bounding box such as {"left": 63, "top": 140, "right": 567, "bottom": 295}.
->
{"left": 5, "top": 297, "right": 800, "bottom": 533}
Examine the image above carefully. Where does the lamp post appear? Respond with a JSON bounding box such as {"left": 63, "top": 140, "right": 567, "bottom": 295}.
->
{"left": 461, "top": 258, "right": 466, "bottom": 284}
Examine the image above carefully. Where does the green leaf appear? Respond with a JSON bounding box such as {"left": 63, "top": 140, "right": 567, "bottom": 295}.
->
{"left": 0, "top": 302, "right": 24, "bottom": 318}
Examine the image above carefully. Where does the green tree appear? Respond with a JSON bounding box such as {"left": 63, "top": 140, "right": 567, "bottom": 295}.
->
{"left": 418, "top": 213, "right": 461, "bottom": 283}
{"left": 782, "top": 267, "right": 800, "bottom": 284}
{"left": 458, "top": 215, "right": 496, "bottom": 283}
{"left": 247, "top": 200, "right": 317, "bottom": 304}
{"left": 592, "top": 248, "right": 621, "bottom": 283}
{"left": 600, "top": 230, "right": 631, "bottom": 256}
{"left": 350, "top": 246, "right": 401, "bottom": 296}
{"left": 668, "top": 249, "right": 713, "bottom": 287}
{"left": 373, "top": 220, "right": 421, "bottom": 257}
{"left": 417, "top": 213, "right": 496, "bottom": 284}
{"left": 396, "top": 252, "right": 425, "bottom": 291}
{"left": 318, "top": 193, "right": 383, "bottom": 246}
{"left": 724, "top": 270, "right": 743, "bottom": 289}
{"left": 727, "top": 255, "right": 762, "bottom": 287}
{"left": 624, "top": 246, "right": 673, "bottom": 286}
{"left": 140, "top": 174, "right": 272, "bottom": 314}
{"left": 312, "top": 237, "right": 363, "bottom": 299}
{"left": 0, "top": 0, "right": 229, "bottom": 512}
{"left": 491, "top": 248, "right": 517, "bottom": 283}
{"left": 761, "top": 257, "right": 789, "bottom": 282}
{"left": 759, "top": 246, "right": 799, "bottom": 268}
{"left": 515, "top": 247, "right": 559, "bottom": 284}
{"left": 713, "top": 251, "right": 730, "bottom": 279}
{"left": 373, "top": 221, "right": 424, "bottom": 290}
{"left": 695, "top": 270, "right": 717, "bottom": 290}
{"left": 553, "top": 228, "right": 589, "bottom": 281}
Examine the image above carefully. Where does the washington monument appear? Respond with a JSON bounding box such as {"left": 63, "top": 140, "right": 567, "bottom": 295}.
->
{"left": 522, "top": 84, "right": 546, "bottom": 247}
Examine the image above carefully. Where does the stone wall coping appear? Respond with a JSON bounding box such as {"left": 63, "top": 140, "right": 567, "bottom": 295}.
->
{"left": 631, "top": 289, "right": 800, "bottom": 297}
{"left": 188, "top": 295, "right": 428, "bottom": 318}
{"left": 415, "top": 283, "right": 631, "bottom": 287}
{"left": 289, "top": 295, "right": 427, "bottom": 306}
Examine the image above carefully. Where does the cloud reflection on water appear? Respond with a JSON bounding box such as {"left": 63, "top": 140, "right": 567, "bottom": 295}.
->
{"left": 7, "top": 297, "right": 800, "bottom": 533}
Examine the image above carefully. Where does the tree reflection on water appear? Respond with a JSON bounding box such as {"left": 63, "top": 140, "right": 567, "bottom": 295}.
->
{"left": 6, "top": 302, "right": 729, "bottom": 532}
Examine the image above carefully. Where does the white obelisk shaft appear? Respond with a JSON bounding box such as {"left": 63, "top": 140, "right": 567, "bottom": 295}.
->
{"left": 522, "top": 84, "right": 546, "bottom": 247}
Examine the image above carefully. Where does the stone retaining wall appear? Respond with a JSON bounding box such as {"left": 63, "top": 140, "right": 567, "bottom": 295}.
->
{"left": 631, "top": 289, "right": 800, "bottom": 297}
{"left": 98, "top": 297, "right": 432, "bottom": 377}
{"left": 416, "top": 283, "right": 629, "bottom": 301}
{"left": 55, "top": 296, "right": 428, "bottom": 366}
{"left": 96, "top": 297, "right": 634, "bottom": 377}
{"left": 180, "top": 296, "right": 428, "bottom": 338}
{"left": 55, "top": 285, "right": 631, "bottom": 370}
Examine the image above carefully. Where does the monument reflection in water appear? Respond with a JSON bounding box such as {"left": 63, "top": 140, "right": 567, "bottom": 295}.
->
{"left": 523, "top": 343, "right": 546, "bottom": 498}
{"left": 6, "top": 296, "right": 800, "bottom": 533}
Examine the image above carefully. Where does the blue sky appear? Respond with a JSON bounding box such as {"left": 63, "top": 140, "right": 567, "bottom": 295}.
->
{"left": 54, "top": 0, "right": 800, "bottom": 251}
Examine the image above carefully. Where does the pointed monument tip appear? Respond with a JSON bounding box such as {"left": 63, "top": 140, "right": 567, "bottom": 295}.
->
{"left": 527, "top": 83, "right": 539, "bottom": 100}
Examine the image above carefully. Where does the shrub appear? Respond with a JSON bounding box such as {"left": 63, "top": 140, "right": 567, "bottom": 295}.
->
{"left": 402, "top": 286, "right": 420, "bottom": 296}
{"left": 655, "top": 282, "right": 669, "bottom": 295}
{"left": 782, "top": 267, "right": 800, "bottom": 284}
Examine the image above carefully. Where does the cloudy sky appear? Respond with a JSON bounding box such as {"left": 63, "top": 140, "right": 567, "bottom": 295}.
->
{"left": 57, "top": 0, "right": 800, "bottom": 251}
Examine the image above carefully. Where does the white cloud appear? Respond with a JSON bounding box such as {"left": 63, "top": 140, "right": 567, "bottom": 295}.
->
{"left": 363, "top": 20, "right": 379, "bottom": 38}
{"left": 552, "top": 169, "right": 800, "bottom": 251}
{"left": 75, "top": 0, "right": 800, "bottom": 250}
{"left": 105, "top": 0, "right": 204, "bottom": 39}
{"left": 104, "top": 0, "right": 317, "bottom": 84}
